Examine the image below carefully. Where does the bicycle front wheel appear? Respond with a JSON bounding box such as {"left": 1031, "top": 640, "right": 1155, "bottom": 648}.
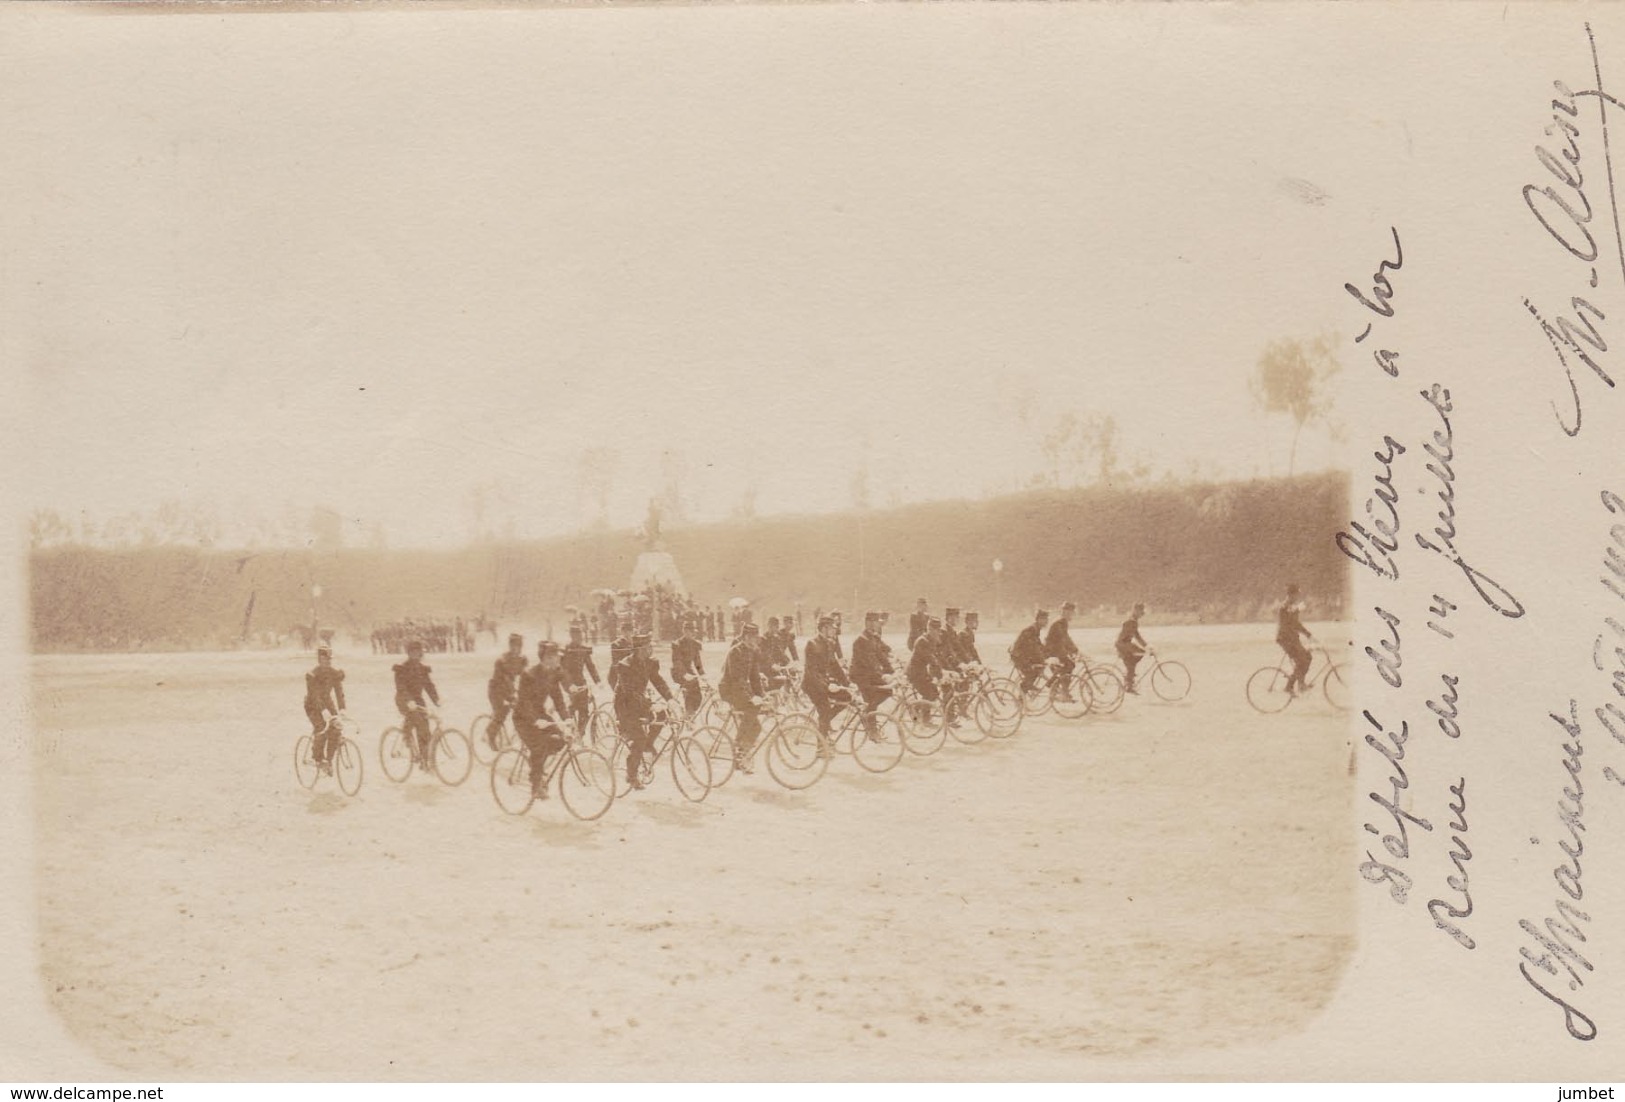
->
{"left": 899, "top": 699, "right": 949, "bottom": 756}
{"left": 693, "top": 724, "right": 737, "bottom": 788}
{"left": 1246, "top": 666, "right": 1293, "bottom": 714}
{"left": 670, "top": 736, "right": 714, "bottom": 802}
{"left": 294, "top": 735, "right": 320, "bottom": 790}
{"left": 335, "top": 738, "right": 364, "bottom": 796}
{"left": 432, "top": 728, "right": 474, "bottom": 786}
{"left": 1052, "top": 677, "right": 1090, "bottom": 720}
{"left": 851, "top": 713, "right": 906, "bottom": 774}
{"left": 379, "top": 727, "right": 415, "bottom": 783}
{"left": 1083, "top": 666, "right": 1125, "bottom": 714}
{"left": 974, "top": 682, "right": 1024, "bottom": 739}
{"left": 490, "top": 747, "right": 536, "bottom": 816}
{"left": 765, "top": 717, "right": 830, "bottom": 790}
{"left": 1149, "top": 661, "right": 1192, "bottom": 702}
{"left": 1323, "top": 664, "right": 1351, "bottom": 711}
{"left": 558, "top": 748, "right": 617, "bottom": 821}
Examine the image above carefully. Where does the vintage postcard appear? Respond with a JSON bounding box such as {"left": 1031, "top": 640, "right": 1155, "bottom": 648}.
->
{"left": 3, "top": 0, "right": 1624, "bottom": 1085}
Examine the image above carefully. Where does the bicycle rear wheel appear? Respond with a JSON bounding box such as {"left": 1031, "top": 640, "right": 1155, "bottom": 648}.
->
{"left": 1323, "top": 664, "right": 1351, "bottom": 711}
{"left": 765, "top": 716, "right": 830, "bottom": 790}
{"left": 335, "top": 738, "right": 364, "bottom": 796}
{"left": 470, "top": 714, "right": 500, "bottom": 766}
{"left": 432, "top": 728, "right": 474, "bottom": 786}
{"left": 947, "top": 693, "right": 988, "bottom": 744}
{"left": 1083, "top": 666, "right": 1125, "bottom": 714}
{"left": 379, "top": 727, "right": 415, "bottom": 783}
{"left": 1020, "top": 677, "right": 1054, "bottom": 717}
{"left": 490, "top": 747, "right": 536, "bottom": 816}
{"left": 1246, "top": 666, "right": 1294, "bottom": 714}
{"left": 1149, "top": 661, "right": 1192, "bottom": 702}
{"left": 558, "top": 748, "right": 617, "bottom": 821}
{"left": 587, "top": 709, "right": 619, "bottom": 756}
{"left": 294, "top": 735, "right": 320, "bottom": 790}
{"left": 670, "top": 736, "right": 713, "bottom": 802}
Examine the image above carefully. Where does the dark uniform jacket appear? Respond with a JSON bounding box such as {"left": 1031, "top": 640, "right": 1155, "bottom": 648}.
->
{"left": 1277, "top": 601, "right": 1309, "bottom": 646}
{"left": 671, "top": 636, "right": 705, "bottom": 681}
{"left": 802, "top": 635, "right": 849, "bottom": 692}
{"left": 719, "top": 642, "right": 765, "bottom": 707}
{"left": 938, "top": 628, "right": 967, "bottom": 668}
{"left": 907, "top": 634, "right": 943, "bottom": 683}
{"left": 958, "top": 628, "right": 981, "bottom": 665}
{"left": 612, "top": 654, "right": 671, "bottom": 715}
{"left": 392, "top": 659, "right": 440, "bottom": 710}
{"left": 562, "top": 643, "right": 600, "bottom": 688}
{"left": 1044, "top": 620, "right": 1078, "bottom": 660}
{"left": 305, "top": 666, "right": 347, "bottom": 712}
{"left": 907, "top": 611, "right": 930, "bottom": 649}
{"left": 515, "top": 665, "right": 569, "bottom": 725}
{"left": 1011, "top": 623, "right": 1047, "bottom": 668}
{"left": 1116, "top": 618, "right": 1146, "bottom": 654}
{"left": 607, "top": 635, "right": 633, "bottom": 688}
{"left": 850, "top": 631, "right": 894, "bottom": 690}
{"left": 488, "top": 652, "right": 528, "bottom": 701}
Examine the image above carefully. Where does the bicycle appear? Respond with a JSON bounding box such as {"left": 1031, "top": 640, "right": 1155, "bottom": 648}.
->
{"left": 295, "top": 713, "right": 364, "bottom": 796}
{"left": 690, "top": 699, "right": 828, "bottom": 790}
{"left": 379, "top": 703, "right": 474, "bottom": 786}
{"left": 814, "top": 685, "right": 906, "bottom": 774}
{"left": 489, "top": 732, "right": 618, "bottom": 820}
{"left": 1111, "top": 646, "right": 1192, "bottom": 702}
{"left": 607, "top": 700, "right": 714, "bottom": 801}
{"left": 1246, "top": 643, "right": 1349, "bottom": 714}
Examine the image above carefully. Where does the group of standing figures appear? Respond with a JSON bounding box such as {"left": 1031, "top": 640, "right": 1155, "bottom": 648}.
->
{"left": 293, "top": 584, "right": 1344, "bottom": 808}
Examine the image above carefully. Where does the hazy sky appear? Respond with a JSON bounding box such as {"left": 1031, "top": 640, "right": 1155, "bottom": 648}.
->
{"left": 5, "top": 4, "right": 1446, "bottom": 547}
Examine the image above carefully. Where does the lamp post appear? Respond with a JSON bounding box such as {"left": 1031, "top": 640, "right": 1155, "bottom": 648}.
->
{"left": 992, "top": 559, "right": 1003, "bottom": 629}
{"left": 310, "top": 583, "right": 323, "bottom": 649}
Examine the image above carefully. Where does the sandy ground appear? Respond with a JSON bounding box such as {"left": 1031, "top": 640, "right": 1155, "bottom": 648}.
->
{"left": 25, "top": 624, "right": 1355, "bottom": 1081}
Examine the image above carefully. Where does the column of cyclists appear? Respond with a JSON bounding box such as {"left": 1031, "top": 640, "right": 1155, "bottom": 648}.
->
{"left": 293, "top": 601, "right": 1195, "bottom": 814}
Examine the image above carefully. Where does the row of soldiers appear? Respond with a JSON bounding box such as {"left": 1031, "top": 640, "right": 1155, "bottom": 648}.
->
{"left": 369, "top": 617, "right": 478, "bottom": 655}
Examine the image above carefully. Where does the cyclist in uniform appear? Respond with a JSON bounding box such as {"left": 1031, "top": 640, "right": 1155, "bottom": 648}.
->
{"left": 392, "top": 639, "right": 441, "bottom": 768}
{"left": 802, "top": 614, "right": 853, "bottom": 738}
{"left": 304, "top": 644, "right": 347, "bottom": 773}
{"left": 850, "top": 610, "right": 894, "bottom": 742}
{"left": 514, "top": 641, "right": 569, "bottom": 799}
{"left": 1278, "top": 584, "right": 1315, "bottom": 696}
{"left": 720, "top": 623, "right": 766, "bottom": 773}
{"left": 485, "top": 633, "right": 527, "bottom": 751}
{"left": 1011, "top": 609, "right": 1050, "bottom": 694}
{"left": 1044, "top": 601, "right": 1081, "bottom": 702}
{"left": 1116, "top": 604, "right": 1148, "bottom": 695}
{"left": 613, "top": 633, "right": 674, "bottom": 790}
{"left": 671, "top": 620, "right": 706, "bottom": 718}
{"left": 562, "top": 625, "right": 601, "bottom": 734}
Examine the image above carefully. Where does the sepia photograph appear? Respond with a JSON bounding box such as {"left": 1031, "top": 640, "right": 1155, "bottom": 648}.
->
{"left": 10, "top": 1, "right": 1625, "bottom": 1087}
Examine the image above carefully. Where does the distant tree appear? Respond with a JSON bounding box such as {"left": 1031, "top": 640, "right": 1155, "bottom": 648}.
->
{"left": 1250, "top": 335, "right": 1341, "bottom": 476}
{"left": 28, "top": 508, "right": 73, "bottom": 549}
{"left": 732, "top": 484, "right": 759, "bottom": 521}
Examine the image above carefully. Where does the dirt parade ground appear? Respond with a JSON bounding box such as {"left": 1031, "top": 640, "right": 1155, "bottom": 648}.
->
{"left": 23, "top": 623, "right": 1356, "bottom": 1081}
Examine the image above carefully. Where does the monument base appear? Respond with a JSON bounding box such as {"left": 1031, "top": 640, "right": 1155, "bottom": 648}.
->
{"left": 629, "top": 550, "right": 687, "bottom": 596}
